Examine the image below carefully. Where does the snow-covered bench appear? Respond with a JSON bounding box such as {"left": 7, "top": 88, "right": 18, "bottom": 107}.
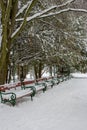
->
{"left": 52, "top": 77, "right": 60, "bottom": 85}
{"left": 61, "top": 74, "right": 72, "bottom": 81}
{"left": 57, "top": 75, "right": 68, "bottom": 82}
{"left": 43, "top": 78, "right": 54, "bottom": 88}
{"left": 0, "top": 81, "right": 48, "bottom": 106}
{"left": 23, "top": 82, "right": 47, "bottom": 93}
{"left": 0, "top": 87, "right": 36, "bottom": 106}
{"left": 34, "top": 83, "right": 47, "bottom": 92}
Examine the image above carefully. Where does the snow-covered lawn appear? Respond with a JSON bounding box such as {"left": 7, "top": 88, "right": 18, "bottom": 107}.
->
{"left": 0, "top": 77, "right": 87, "bottom": 130}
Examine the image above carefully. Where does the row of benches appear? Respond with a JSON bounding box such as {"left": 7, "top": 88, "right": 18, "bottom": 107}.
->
{"left": 0, "top": 75, "right": 71, "bottom": 106}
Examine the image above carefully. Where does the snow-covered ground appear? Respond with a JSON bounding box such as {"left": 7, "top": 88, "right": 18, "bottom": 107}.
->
{"left": 0, "top": 74, "right": 87, "bottom": 130}
{"left": 71, "top": 72, "right": 87, "bottom": 78}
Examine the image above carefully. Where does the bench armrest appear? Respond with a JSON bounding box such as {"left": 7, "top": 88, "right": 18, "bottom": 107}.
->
{"left": 0, "top": 92, "right": 16, "bottom": 106}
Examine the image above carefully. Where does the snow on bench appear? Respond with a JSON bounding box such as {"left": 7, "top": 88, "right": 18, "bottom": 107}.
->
{"left": 22, "top": 82, "right": 47, "bottom": 93}
{"left": 52, "top": 78, "right": 60, "bottom": 84}
{"left": 44, "top": 78, "right": 57, "bottom": 88}
{"left": 0, "top": 83, "right": 47, "bottom": 106}
{"left": 16, "top": 89, "right": 33, "bottom": 98}
{"left": 0, "top": 75, "right": 71, "bottom": 106}
{"left": 34, "top": 84, "right": 46, "bottom": 92}
{"left": 0, "top": 88, "right": 35, "bottom": 106}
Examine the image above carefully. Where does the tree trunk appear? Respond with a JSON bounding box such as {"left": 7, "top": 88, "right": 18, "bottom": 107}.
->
{"left": 38, "top": 62, "right": 42, "bottom": 78}
{"left": 49, "top": 66, "right": 52, "bottom": 76}
{"left": 0, "top": 0, "right": 37, "bottom": 84}
{"left": 34, "top": 64, "right": 38, "bottom": 79}
{"left": 7, "top": 65, "right": 12, "bottom": 83}
{"left": 0, "top": 0, "right": 18, "bottom": 85}
{"left": 0, "top": 52, "right": 9, "bottom": 84}
{"left": 34, "top": 61, "right": 43, "bottom": 79}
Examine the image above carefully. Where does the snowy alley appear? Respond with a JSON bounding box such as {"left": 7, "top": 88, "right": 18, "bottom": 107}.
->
{"left": 0, "top": 77, "right": 87, "bottom": 130}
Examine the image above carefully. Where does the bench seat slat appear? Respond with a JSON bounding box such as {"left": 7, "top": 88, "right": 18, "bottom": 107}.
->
{"left": 34, "top": 85, "right": 44, "bottom": 91}
{"left": 2, "top": 89, "right": 32, "bottom": 100}
{"left": 45, "top": 82, "right": 52, "bottom": 86}
{"left": 16, "top": 89, "right": 33, "bottom": 98}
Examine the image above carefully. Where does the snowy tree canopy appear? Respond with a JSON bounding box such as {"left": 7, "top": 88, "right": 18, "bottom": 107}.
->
{"left": 0, "top": 0, "right": 87, "bottom": 84}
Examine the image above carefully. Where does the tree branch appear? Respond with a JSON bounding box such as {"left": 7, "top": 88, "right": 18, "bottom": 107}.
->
{"left": 11, "top": 0, "right": 76, "bottom": 41}
{"left": 16, "top": 1, "right": 31, "bottom": 17}
{"left": 5, "top": 0, "right": 12, "bottom": 23}
{"left": 11, "top": 0, "right": 38, "bottom": 41}
{"left": 40, "top": 8, "right": 87, "bottom": 18}
{"left": 16, "top": 0, "right": 76, "bottom": 22}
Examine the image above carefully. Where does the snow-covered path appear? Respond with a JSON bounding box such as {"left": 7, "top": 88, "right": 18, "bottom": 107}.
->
{"left": 0, "top": 78, "right": 87, "bottom": 130}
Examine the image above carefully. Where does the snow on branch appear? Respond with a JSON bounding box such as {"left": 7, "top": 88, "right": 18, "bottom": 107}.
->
{"left": 45, "top": 8, "right": 87, "bottom": 18}
{"left": 16, "top": 7, "right": 87, "bottom": 23}
{"left": 12, "top": 6, "right": 58, "bottom": 39}
{"left": 16, "top": 1, "right": 31, "bottom": 17}
{"left": 57, "top": 0, "right": 75, "bottom": 8}
{"left": 40, "top": 8, "right": 87, "bottom": 18}
{"left": 12, "top": 0, "right": 85, "bottom": 41}
{"left": 16, "top": 5, "right": 57, "bottom": 22}
{"left": 67, "top": 8, "right": 87, "bottom": 13}
{"left": 16, "top": 0, "right": 75, "bottom": 22}
{"left": 11, "top": 0, "right": 38, "bottom": 41}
